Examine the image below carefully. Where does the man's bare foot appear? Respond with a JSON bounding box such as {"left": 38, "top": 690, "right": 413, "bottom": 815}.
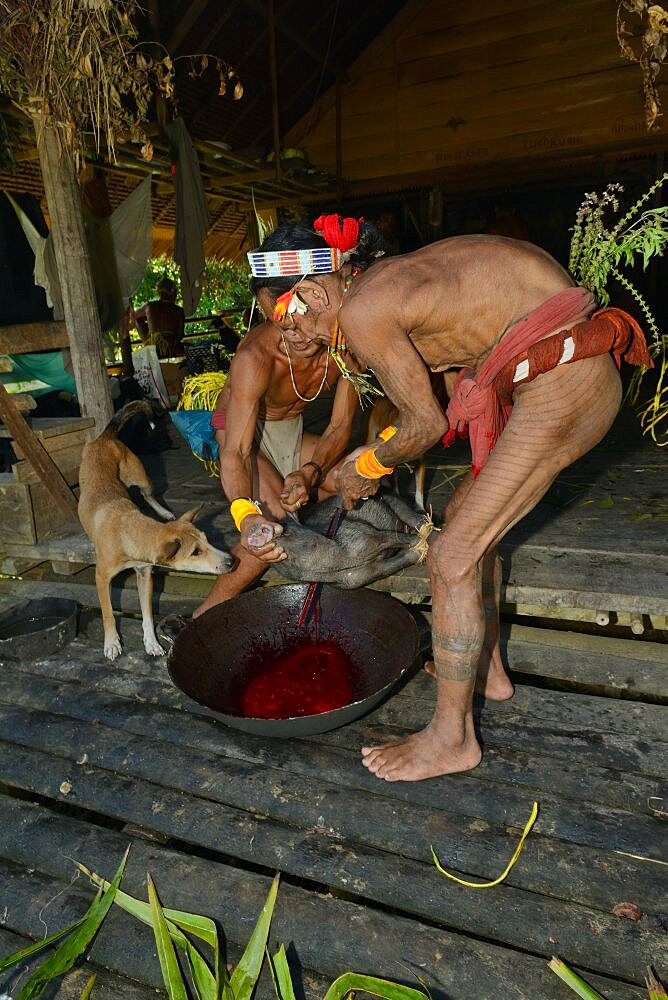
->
{"left": 361, "top": 724, "right": 482, "bottom": 782}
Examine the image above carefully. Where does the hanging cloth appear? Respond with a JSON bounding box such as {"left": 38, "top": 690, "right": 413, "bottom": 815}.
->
{"left": 5, "top": 191, "right": 64, "bottom": 319}
{"left": 165, "top": 117, "right": 211, "bottom": 316}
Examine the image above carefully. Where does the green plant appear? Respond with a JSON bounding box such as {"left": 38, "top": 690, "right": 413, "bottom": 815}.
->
{"left": 0, "top": 852, "right": 432, "bottom": 1000}
{"left": 549, "top": 957, "right": 606, "bottom": 999}
{"left": 569, "top": 173, "right": 668, "bottom": 350}
{"left": 569, "top": 173, "right": 668, "bottom": 444}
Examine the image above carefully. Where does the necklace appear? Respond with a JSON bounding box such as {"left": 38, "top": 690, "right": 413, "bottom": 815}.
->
{"left": 328, "top": 268, "right": 383, "bottom": 404}
{"left": 281, "top": 333, "right": 330, "bottom": 402}
{"left": 330, "top": 269, "right": 358, "bottom": 353}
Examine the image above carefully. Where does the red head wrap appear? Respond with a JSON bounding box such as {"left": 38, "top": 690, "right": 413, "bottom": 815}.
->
{"left": 313, "top": 214, "right": 363, "bottom": 253}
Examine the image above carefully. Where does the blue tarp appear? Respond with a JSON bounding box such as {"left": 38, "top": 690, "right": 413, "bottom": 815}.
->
{"left": 169, "top": 409, "right": 218, "bottom": 462}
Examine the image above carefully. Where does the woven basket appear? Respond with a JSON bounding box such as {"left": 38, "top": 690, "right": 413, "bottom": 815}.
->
{"left": 184, "top": 342, "right": 226, "bottom": 376}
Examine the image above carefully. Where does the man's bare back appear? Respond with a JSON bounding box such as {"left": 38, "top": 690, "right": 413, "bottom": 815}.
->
{"left": 134, "top": 295, "right": 186, "bottom": 358}
{"left": 342, "top": 235, "right": 576, "bottom": 373}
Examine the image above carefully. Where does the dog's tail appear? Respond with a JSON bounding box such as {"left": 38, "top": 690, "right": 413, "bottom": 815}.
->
{"left": 97, "top": 399, "right": 159, "bottom": 440}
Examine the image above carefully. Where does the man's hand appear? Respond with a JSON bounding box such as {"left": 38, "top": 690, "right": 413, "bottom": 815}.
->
{"left": 280, "top": 469, "right": 315, "bottom": 512}
{"left": 240, "top": 515, "right": 287, "bottom": 563}
{"left": 334, "top": 457, "right": 381, "bottom": 510}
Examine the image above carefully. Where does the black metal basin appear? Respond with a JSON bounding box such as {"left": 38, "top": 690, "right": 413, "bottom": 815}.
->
{"left": 162, "top": 584, "right": 419, "bottom": 736}
{"left": 0, "top": 597, "right": 78, "bottom": 660}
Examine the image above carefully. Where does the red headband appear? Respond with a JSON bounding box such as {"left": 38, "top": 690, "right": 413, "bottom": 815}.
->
{"left": 313, "top": 214, "right": 363, "bottom": 254}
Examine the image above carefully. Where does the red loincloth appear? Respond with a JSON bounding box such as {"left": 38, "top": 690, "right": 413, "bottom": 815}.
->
{"left": 211, "top": 392, "right": 226, "bottom": 431}
{"left": 443, "top": 287, "right": 653, "bottom": 476}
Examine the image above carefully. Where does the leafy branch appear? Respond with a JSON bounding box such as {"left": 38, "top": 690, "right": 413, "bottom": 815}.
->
{"left": 569, "top": 172, "right": 668, "bottom": 352}
{"left": 569, "top": 173, "right": 668, "bottom": 444}
{"left": 0, "top": 852, "right": 432, "bottom": 1000}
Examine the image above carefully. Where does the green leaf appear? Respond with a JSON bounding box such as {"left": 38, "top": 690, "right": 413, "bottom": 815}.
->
{"left": 166, "top": 910, "right": 218, "bottom": 951}
{"left": 147, "top": 875, "right": 188, "bottom": 1000}
{"left": 323, "top": 972, "right": 429, "bottom": 1000}
{"left": 229, "top": 873, "right": 280, "bottom": 1000}
{"left": 17, "top": 848, "right": 130, "bottom": 1000}
{"left": 80, "top": 972, "right": 97, "bottom": 999}
{"left": 77, "top": 864, "right": 219, "bottom": 997}
{"left": 548, "top": 957, "right": 606, "bottom": 999}
{"left": 268, "top": 944, "right": 297, "bottom": 1000}
{"left": 597, "top": 495, "right": 615, "bottom": 508}
{"left": 0, "top": 917, "right": 86, "bottom": 974}
{"left": 606, "top": 469, "right": 619, "bottom": 482}
{"left": 184, "top": 941, "right": 219, "bottom": 1000}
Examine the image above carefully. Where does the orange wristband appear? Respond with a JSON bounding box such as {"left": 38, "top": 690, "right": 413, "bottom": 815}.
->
{"left": 378, "top": 425, "right": 397, "bottom": 442}
{"left": 355, "top": 447, "right": 395, "bottom": 479}
{"left": 230, "top": 498, "right": 261, "bottom": 531}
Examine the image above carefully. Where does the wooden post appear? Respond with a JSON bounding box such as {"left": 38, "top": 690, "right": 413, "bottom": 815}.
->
{"left": 120, "top": 306, "right": 135, "bottom": 377}
{"left": 267, "top": 0, "right": 282, "bottom": 182}
{"left": 0, "top": 384, "right": 79, "bottom": 521}
{"left": 33, "top": 119, "right": 114, "bottom": 433}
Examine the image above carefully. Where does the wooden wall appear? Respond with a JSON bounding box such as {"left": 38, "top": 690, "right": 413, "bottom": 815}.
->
{"left": 288, "top": 0, "right": 667, "bottom": 194}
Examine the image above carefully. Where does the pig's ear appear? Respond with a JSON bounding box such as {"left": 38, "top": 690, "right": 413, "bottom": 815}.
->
{"left": 178, "top": 504, "right": 203, "bottom": 524}
{"left": 159, "top": 538, "right": 181, "bottom": 563}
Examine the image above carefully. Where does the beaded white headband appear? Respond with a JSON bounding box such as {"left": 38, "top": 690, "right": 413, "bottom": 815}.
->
{"left": 247, "top": 246, "right": 343, "bottom": 277}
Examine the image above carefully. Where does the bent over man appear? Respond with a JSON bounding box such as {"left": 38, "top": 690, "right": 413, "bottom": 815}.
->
{"left": 252, "top": 220, "right": 652, "bottom": 781}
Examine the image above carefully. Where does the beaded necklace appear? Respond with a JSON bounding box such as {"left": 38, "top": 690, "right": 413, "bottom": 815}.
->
{"left": 329, "top": 269, "right": 383, "bottom": 404}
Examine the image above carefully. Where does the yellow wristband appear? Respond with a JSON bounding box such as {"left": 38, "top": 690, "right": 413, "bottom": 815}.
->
{"left": 378, "top": 425, "right": 397, "bottom": 442}
{"left": 230, "top": 498, "right": 261, "bottom": 531}
{"left": 355, "top": 447, "right": 395, "bottom": 479}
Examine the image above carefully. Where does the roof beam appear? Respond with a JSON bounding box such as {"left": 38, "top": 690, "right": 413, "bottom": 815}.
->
{"left": 243, "top": 0, "right": 338, "bottom": 69}
{"left": 214, "top": 1, "right": 335, "bottom": 143}
{"left": 167, "top": 0, "right": 211, "bottom": 55}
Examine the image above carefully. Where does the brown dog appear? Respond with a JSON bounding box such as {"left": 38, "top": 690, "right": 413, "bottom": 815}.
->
{"left": 78, "top": 401, "right": 233, "bottom": 660}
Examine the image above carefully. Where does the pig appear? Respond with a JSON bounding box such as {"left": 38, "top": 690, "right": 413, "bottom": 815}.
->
{"left": 266, "top": 491, "right": 429, "bottom": 588}
{"left": 156, "top": 493, "right": 432, "bottom": 652}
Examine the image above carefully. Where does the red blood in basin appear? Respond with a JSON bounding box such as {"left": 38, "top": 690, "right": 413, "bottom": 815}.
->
{"left": 241, "top": 640, "right": 354, "bottom": 719}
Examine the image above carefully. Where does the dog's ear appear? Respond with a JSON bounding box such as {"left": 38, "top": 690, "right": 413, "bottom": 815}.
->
{"left": 159, "top": 538, "right": 182, "bottom": 563}
{"left": 178, "top": 504, "right": 203, "bottom": 524}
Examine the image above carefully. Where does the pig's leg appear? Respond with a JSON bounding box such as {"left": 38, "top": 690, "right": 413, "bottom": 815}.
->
{"left": 330, "top": 544, "right": 422, "bottom": 589}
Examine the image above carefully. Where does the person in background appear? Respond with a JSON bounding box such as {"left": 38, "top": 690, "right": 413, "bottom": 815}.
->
{"left": 134, "top": 276, "right": 186, "bottom": 359}
{"left": 484, "top": 198, "right": 530, "bottom": 241}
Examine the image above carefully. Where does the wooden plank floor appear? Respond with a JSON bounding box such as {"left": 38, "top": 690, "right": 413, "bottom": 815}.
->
{"left": 0, "top": 401, "right": 666, "bottom": 997}
{"left": 0, "top": 612, "right": 666, "bottom": 999}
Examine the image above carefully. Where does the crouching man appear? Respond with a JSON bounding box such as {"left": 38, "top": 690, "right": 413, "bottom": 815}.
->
{"left": 193, "top": 219, "right": 384, "bottom": 616}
